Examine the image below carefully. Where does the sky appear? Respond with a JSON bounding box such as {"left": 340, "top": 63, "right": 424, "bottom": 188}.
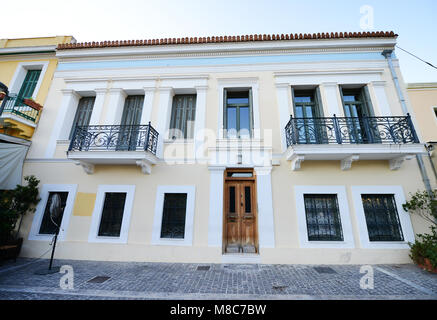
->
{"left": 2, "top": 0, "right": 437, "bottom": 83}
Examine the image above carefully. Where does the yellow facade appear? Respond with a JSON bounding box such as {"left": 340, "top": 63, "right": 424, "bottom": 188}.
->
{"left": 0, "top": 36, "right": 75, "bottom": 141}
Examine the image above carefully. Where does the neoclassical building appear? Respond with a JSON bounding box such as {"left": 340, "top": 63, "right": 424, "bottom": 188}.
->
{"left": 20, "top": 31, "right": 436, "bottom": 264}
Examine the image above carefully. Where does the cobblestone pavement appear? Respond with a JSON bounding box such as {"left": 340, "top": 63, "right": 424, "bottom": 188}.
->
{"left": 0, "top": 258, "right": 436, "bottom": 300}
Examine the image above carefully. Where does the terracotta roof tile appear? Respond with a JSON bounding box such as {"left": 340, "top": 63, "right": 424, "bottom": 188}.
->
{"left": 57, "top": 31, "right": 397, "bottom": 50}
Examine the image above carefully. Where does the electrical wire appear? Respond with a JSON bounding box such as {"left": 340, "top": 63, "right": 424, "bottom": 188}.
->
{"left": 396, "top": 45, "right": 437, "bottom": 70}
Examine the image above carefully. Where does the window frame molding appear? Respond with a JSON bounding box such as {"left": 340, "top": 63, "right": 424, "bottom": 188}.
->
{"left": 294, "top": 185, "right": 355, "bottom": 248}
{"left": 28, "top": 184, "right": 77, "bottom": 241}
{"left": 152, "top": 185, "right": 196, "bottom": 246}
{"left": 217, "top": 78, "right": 260, "bottom": 140}
{"left": 9, "top": 61, "right": 49, "bottom": 100}
{"left": 88, "top": 185, "right": 135, "bottom": 244}
{"left": 351, "top": 185, "right": 415, "bottom": 249}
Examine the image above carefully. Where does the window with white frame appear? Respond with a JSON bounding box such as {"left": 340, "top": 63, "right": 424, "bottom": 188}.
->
{"left": 88, "top": 185, "right": 135, "bottom": 243}
{"left": 351, "top": 186, "right": 415, "bottom": 249}
{"left": 152, "top": 185, "right": 195, "bottom": 246}
{"left": 29, "top": 184, "right": 77, "bottom": 241}
{"left": 294, "top": 186, "right": 354, "bottom": 248}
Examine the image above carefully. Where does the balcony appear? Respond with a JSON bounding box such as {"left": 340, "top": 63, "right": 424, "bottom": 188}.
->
{"left": 67, "top": 123, "right": 159, "bottom": 174}
{"left": 284, "top": 114, "right": 425, "bottom": 170}
{"left": 0, "top": 94, "right": 43, "bottom": 140}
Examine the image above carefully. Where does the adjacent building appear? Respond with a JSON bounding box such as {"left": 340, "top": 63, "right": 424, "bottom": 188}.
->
{"left": 0, "top": 36, "right": 76, "bottom": 189}
{"left": 19, "top": 31, "right": 436, "bottom": 264}
{"left": 407, "top": 83, "right": 437, "bottom": 179}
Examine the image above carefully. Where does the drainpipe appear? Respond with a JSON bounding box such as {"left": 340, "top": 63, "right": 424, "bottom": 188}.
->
{"left": 382, "top": 50, "right": 433, "bottom": 194}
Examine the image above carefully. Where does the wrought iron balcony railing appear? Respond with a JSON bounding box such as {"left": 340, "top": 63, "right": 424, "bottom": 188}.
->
{"left": 285, "top": 114, "right": 419, "bottom": 147}
{"left": 68, "top": 123, "right": 159, "bottom": 155}
{"left": 1, "top": 94, "right": 41, "bottom": 123}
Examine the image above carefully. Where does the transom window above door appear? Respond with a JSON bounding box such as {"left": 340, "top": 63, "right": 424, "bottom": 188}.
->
{"left": 224, "top": 89, "right": 253, "bottom": 139}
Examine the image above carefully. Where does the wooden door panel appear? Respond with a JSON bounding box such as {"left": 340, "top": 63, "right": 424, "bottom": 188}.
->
{"left": 223, "top": 177, "right": 257, "bottom": 254}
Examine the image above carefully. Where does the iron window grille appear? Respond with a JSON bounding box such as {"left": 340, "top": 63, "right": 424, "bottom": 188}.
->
{"left": 169, "top": 94, "right": 197, "bottom": 139}
{"left": 304, "top": 194, "right": 344, "bottom": 241}
{"left": 39, "top": 192, "right": 69, "bottom": 235}
{"left": 98, "top": 192, "right": 127, "bottom": 237}
{"left": 361, "top": 194, "right": 404, "bottom": 242}
{"left": 160, "top": 193, "right": 187, "bottom": 239}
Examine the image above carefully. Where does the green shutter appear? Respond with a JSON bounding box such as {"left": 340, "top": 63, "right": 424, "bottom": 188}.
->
{"left": 17, "top": 70, "right": 41, "bottom": 99}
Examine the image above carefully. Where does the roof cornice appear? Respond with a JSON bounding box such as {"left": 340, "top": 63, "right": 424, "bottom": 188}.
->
{"left": 0, "top": 45, "right": 56, "bottom": 55}
{"left": 58, "top": 31, "right": 397, "bottom": 50}
{"left": 56, "top": 37, "right": 397, "bottom": 60}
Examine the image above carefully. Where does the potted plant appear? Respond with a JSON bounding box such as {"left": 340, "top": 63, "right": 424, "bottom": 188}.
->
{"left": 403, "top": 190, "right": 437, "bottom": 273}
{"left": 0, "top": 175, "right": 40, "bottom": 262}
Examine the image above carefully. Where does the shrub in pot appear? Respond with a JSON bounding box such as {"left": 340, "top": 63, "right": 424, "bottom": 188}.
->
{"left": 403, "top": 190, "right": 437, "bottom": 273}
{"left": 0, "top": 176, "right": 40, "bottom": 262}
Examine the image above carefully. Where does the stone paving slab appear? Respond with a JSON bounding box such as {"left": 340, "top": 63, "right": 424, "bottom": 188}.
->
{"left": 0, "top": 258, "right": 436, "bottom": 300}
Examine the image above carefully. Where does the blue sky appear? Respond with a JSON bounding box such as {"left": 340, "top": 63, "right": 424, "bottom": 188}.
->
{"left": 2, "top": 0, "right": 436, "bottom": 83}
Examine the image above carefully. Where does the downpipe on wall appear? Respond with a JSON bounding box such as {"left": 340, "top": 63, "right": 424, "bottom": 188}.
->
{"left": 382, "top": 50, "right": 433, "bottom": 195}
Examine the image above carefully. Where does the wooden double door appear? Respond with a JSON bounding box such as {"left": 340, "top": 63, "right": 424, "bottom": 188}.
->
{"left": 223, "top": 169, "right": 258, "bottom": 254}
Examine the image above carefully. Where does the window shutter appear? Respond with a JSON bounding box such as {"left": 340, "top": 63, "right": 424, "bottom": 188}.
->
{"left": 169, "top": 95, "right": 197, "bottom": 139}
{"left": 17, "top": 70, "right": 41, "bottom": 100}
{"left": 362, "top": 85, "right": 375, "bottom": 116}
{"left": 121, "top": 95, "right": 144, "bottom": 126}
{"left": 314, "top": 86, "right": 324, "bottom": 117}
{"left": 69, "top": 97, "right": 95, "bottom": 139}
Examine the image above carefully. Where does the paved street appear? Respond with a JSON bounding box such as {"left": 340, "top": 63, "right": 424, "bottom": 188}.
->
{"left": 0, "top": 258, "right": 436, "bottom": 300}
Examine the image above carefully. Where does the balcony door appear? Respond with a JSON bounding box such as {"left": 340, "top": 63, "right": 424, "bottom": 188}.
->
{"left": 292, "top": 88, "right": 325, "bottom": 144}
{"left": 341, "top": 87, "right": 378, "bottom": 143}
{"left": 223, "top": 169, "right": 258, "bottom": 254}
{"left": 117, "top": 95, "right": 144, "bottom": 151}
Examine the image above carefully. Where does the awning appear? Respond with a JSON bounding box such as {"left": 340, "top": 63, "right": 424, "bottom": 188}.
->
{"left": 0, "top": 142, "right": 28, "bottom": 190}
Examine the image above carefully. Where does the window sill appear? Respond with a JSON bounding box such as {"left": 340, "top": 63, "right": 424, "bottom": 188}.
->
{"left": 164, "top": 139, "right": 194, "bottom": 144}
{"left": 151, "top": 238, "right": 192, "bottom": 246}
{"left": 299, "top": 240, "right": 355, "bottom": 249}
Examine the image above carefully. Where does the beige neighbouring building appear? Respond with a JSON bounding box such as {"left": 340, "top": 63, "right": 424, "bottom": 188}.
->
{"left": 18, "top": 31, "right": 436, "bottom": 265}
{"left": 407, "top": 83, "right": 437, "bottom": 179}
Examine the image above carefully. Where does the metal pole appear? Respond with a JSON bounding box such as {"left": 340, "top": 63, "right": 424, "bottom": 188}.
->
{"left": 48, "top": 227, "right": 59, "bottom": 270}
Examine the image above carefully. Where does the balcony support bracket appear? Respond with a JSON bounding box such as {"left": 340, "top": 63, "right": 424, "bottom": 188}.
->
{"left": 341, "top": 155, "right": 359, "bottom": 171}
{"left": 136, "top": 159, "right": 152, "bottom": 175}
{"left": 75, "top": 161, "right": 94, "bottom": 175}
{"left": 389, "top": 154, "right": 414, "bottom": 171}
{"left": 291, "top": 155, "right": 305, "bottom": 171}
